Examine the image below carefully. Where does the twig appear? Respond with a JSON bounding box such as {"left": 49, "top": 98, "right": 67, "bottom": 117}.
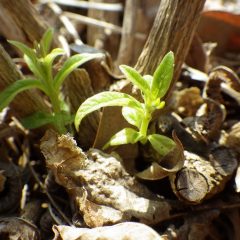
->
{"left": 64, "top": 11, "right": 146, "bottom": 40}
{"left": 116, "top": 0, "right": 137, "bottom": 65}
{"left": 41, "top": 0, "right": 123, "bottom": 12}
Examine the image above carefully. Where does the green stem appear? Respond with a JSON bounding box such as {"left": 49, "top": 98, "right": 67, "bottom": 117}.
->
{"left": 49, "top": 87, "right": 67, "bottom": 134}
{"left": 139, "top": 105, "right": 152, "bottom": 143}
{"left": 40, "top": 61, "right": 67, "bottom": 134}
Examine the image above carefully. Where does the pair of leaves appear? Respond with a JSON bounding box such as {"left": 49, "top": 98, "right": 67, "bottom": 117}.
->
{"left": 119, "top": 51, "right": 174, "bottom": 100}
{"left": 75, "top": 51, "right": 174, "bottom": 131}
{"left": 103, "top": 129, "right": 175, "bottom": 157}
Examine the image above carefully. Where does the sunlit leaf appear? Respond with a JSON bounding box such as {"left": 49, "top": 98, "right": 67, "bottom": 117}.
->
{"left": 0, "top": 79, "right": 45, "bottom": 111}
{"left": 54, "top": 53, "right": 103, "bottom": 90}
{"left": 40, "top": 28, "right": 54, "bottom": 56}
{"left": 151, "top": 51, "right": 174, "bottom": 99}
{"left": 119, "top": 65, "right": 150, "bottom": 95}
{"left": 74, "top": 91, "right": 143, "bottom": 131}
{"left": 122, "top": 106, "right": 142, "bottom": 128}
{"left": 148, "top": 134, "right": 175, "bottom": 156}
{"left": 103, "top": 128, "right": 142, "bottom": 149}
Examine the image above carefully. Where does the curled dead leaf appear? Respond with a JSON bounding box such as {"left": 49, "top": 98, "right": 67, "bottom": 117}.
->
{"left": 137, "top": 131, "right": 184, "bottom": 180}
{"left": 204, "top": 66, "right": 240, "bottom": 105}
{"left": 184, "top": 98, "right": 226, "bottom": 142}
{"left": 40, "top": 130, "right": 171, "bottom": 227}
{"left": 224, "top": 122, "right": 240, "bottom": 154}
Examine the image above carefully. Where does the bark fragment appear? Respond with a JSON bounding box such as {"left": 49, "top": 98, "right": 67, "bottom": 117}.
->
{"left": 170, "top": 148, "right": 237, "bottom": 204}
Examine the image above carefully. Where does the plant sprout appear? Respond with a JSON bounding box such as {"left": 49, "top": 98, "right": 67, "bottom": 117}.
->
{"left": 75, "top": 52, "right": 176, "bottom": 157}
{"left": 0, "top": 28, "right": 102, "bottom": 133}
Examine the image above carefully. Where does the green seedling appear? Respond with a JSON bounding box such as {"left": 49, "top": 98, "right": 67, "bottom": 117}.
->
{"left": 0, "top": 28, "right": 102, "bottom": 133}
{"left": 75, "top": 52, "right": 176, "bottom": 157}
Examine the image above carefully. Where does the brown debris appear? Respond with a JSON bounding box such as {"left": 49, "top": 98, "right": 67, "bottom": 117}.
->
{"left": 136, "top": 131, "right": 185, "bottom": 180}
{"left": 170, "top": 148, "right": 237, "bottom": 204}
{"left": 0, "top": 217, "right": 40, "bottom": 240}
{"left": 53, "top": 222, "right": 165, "bottom": 240}
{"left": 40, "top": 130, "right": 171, "bottom": 227}
{"left": 173, "top": 87, "right": 204, "bottom": 117}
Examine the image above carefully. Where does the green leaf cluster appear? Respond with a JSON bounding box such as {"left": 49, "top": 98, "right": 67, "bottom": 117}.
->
{"left": 0, "top": 28, "right": 102, "bottom": 133}
{"left": 75, "top": 52, "right": 176, "bottom": 156}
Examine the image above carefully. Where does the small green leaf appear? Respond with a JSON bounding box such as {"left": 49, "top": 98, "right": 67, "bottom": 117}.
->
{"left": 151, "top": 51, "right": 174, "bottom": 99}
{"left": 21, "top": 111, "right": 74, "bottom": 129}
{"left": 44, "top": 48, "right": 65, "bottom": 80}
{"left": 44, "top": 48, "right": 65, "bottom": 67}
{"left": 0, "top": 79, "right": 45, "bottom": 111}
{"left": 21, "top": 112, "right": 55, "bottom": 129}
{"left": 74, "top": 91, "right": 143, "bottom": 131}
{"left": 8, "top": 40, "right": 43, "bottom": 79}
{"left": 54, "top": 53, "right": 103, "bottom": 90}
{"left": 119, "top": 65, "right": 150, "bottom": 95}
{"left": 103, "top": 128, "right": 142, "bottom": 149}
{"left": 148, "top": 134, "right": 175, "bottom": 156}
{"left": 122, "top": 106, "right": 142, "bottom": 128}
{"left": 40, "top": 28, "right": 54, "bottom": 56}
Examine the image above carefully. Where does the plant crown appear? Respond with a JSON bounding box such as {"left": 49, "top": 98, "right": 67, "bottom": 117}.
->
{"left": 0, "top": 28, "right": 102, "bottom": 133}
{"left": 75, "top": 52, "right": 176, "bottom": 156}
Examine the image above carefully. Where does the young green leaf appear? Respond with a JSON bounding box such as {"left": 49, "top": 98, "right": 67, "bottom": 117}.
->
{"left": 119, "top": 65, "right": 150, "bottom": 95}
{"left": 74, "top": 91, "right": 143, "bottom": 131}
{"left": 21, "top": 112, "right": 55, "bottom": 129}
{"left": 40, "top": 28, "right": 54, "bottom": 56}
{"left": 103, "top": 128, "right": 142, "bottom": 149}
{"left": 21, "top": 111, "right": 74, "bottom": 129}
{"left": 54, "top": 53, "right": 103, "bottom": 90}
{"left": 44, "top": 48, "right": 65, "bottom": 80}
{"left": 8, "top": 40, "right": 43, "bottom": 79}
{"left": 122, "top": 106, "right": 142, "bottom": 128}
{"left": 148, "top": 134, "right": 176, "bottom": 156}
{"left": 151, "top": 51, "right": 174, "bottom": 99}
{"left": 0, "top": 79, "right": 45, "bottom": 111}
{"left": 44, "top": 48, "right": 65, "bottom": 67}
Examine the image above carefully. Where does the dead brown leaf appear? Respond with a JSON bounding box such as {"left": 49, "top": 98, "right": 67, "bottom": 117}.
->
{"left": 40, "top": 130, "right": 171, "bottom": 227}
{"left": 52, "top": 222, "right": 165, "bottom": 240}
{"left": 136, "top": 131, "right": 184, "bottom": 180}
{"left": 0, "top": 217, "right": 40, "bottom": 240}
